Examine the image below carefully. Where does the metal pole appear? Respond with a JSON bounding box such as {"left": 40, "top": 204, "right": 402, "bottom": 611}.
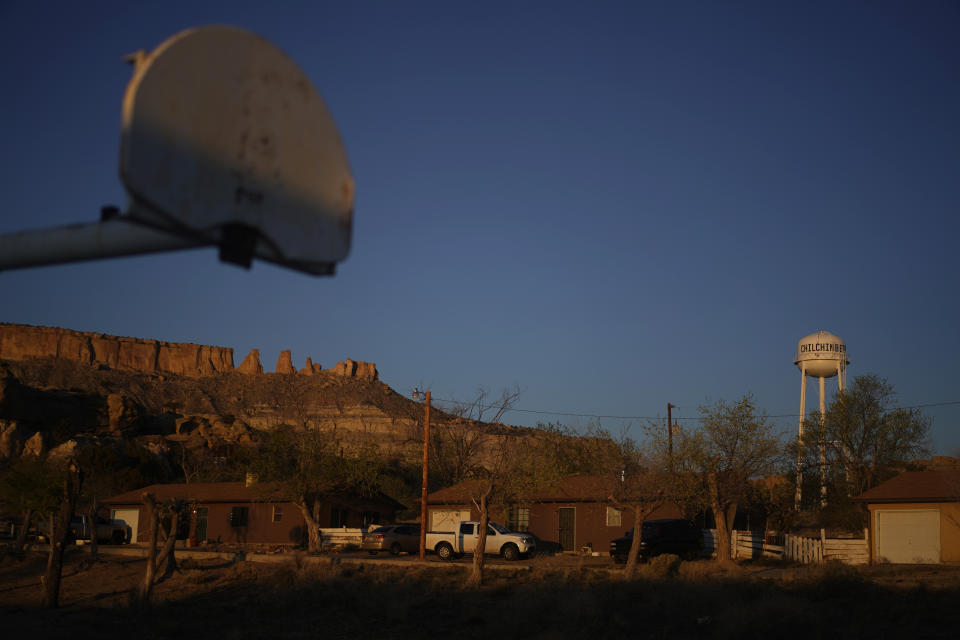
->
{"left": 419, "top": 391, "right": 431, "bottom": 560}
{"left": 0, "top": 218, "right": 205, "bottom": 271}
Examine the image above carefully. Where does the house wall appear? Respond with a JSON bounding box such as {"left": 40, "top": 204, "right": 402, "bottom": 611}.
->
{"left": 866, "top": 502, "right": 960, "bottom": 563}
{"left": 199, "top": 501, "right": 305, "bottom": 544}
{"left": 111, "top": 497, "right": 398, "bottom": 545}
{"left": 524, "top": 502, "right": 681, "bottom": 552}
{"left": 109, "top": 501, "right": 305, "bottom": 545}
{"left": 428, "top": 502, "right": 681, "bottom": 553}
{"left": 944, "top": 502, "right": 960, "bottom": 562}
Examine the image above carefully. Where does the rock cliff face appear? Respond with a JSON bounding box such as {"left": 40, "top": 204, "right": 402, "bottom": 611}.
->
{"left": 0, "top": 323, "right": 234, "bottom": 377}
{"left": 275, "top": 350, "right": 295, "bottom": 374}
{"left": 332, "top": 359, "right": 378, "bottom": 380}
{"left": 237, "top": 349, "right": 263, "bottom": 375}
{"left": 0, "top": 323, "right": 379, "bottom": 381}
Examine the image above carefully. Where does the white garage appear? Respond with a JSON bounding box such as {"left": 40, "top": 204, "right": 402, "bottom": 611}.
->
{"left": 856, "top": 470, "right": 960, "bottom": 565}
{"left": 110, "top": 507, "right": 140, "bottom": 544}
{"left": 875, "top": 509, "right": 940, "bottom": 564}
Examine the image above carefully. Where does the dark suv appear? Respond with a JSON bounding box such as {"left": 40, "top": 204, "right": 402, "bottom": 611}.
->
{"left": 609, "top": 518, "right": 703, "bottom": 563}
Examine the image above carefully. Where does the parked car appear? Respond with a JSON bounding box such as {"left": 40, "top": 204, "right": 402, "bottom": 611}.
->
{"left": 37, "top": 514, "right": 127, "bottom": 545}
{"left": 426, "top": 521, "right": 536, "bottom": 561}
{"left": 609, "top": 518, "right": 703, "bottom": 563}
{"left": 361, "top": 524, "right": 421, "bottom": 555}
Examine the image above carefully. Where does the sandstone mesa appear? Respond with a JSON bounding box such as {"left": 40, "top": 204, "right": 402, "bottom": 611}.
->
{"left": 0, "top": 323, "right": 376, "bottom": 380}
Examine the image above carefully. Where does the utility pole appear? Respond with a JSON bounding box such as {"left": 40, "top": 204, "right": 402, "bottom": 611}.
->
{"left": 667, "top": 402, "right": 675, "bottom": 469}
{"left": 414, "top": 389, "right": 431, "bottom": 561}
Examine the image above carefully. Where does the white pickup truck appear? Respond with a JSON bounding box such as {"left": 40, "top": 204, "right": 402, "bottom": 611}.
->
{"left": 426, "top": 521, "right": 536, "bottom": 561}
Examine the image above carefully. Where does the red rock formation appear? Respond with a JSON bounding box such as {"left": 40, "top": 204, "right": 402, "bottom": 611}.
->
{"left": 332, "top": 359, "right": 378, "bottom": 380}
{"left": 237, "top": 349, "right": 263, "bottom": 375}
{"left": 0, "top": 324, "right": 233, "bottom": 377}
{"left": 0, "top": 323, "right": 380, "bottom": 382}
{"left": 107, "top": 394, "right": 140, "bottom": 432}
{"left": 0, "top": 420, "right": 23, "bottom": 458}
{"left": 276, "top": 350, "right": 295, "bottom": 374}
{"left": 333, "top": 359, "right": 357, "bottom": 377}
{"left": 356, "top": 361, "right": 378, "bottom": 380}
{"left": 299, "top": 357, "right": 318, "bottom": 375}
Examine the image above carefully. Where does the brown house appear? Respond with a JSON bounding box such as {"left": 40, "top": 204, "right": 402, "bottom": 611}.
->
{"left": 854, "top": 470, "right": 960, "bottom": 564}
{"left": 103, "top": 482, "right": 404, "bottom": 545}
{"left": 427, "top": 476, "right": 681, "bottom": 553}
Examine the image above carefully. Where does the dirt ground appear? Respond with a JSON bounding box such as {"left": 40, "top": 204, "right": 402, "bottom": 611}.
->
{"left": 0, "top": 545, "right": 615, "bottom": 610}
{"left": 3, "top": 547, "right": 960, "bottom": 639}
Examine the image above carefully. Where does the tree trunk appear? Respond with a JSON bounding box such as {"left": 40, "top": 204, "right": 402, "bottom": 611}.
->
{"left": 296, "top": 500, "right": 322, "bottom": 553}
{"left": 43, "top": 465, "right": 81, "bottom": 608}
{"left": 467, "top": 492, "right": 490, "bottom": 588}
{"left": 708, "top": 473, "right": 733, "bottom": 565}
{"left": 623, "top": 504, "right": 646, "bottom": 579}
{"left": 87, "top": 501, "right": 99, "bottom": 559}
{"left": 43, "top": 512, "right": 57, "bottom": 603}
{"left": 156, "top": 509, "right": 180, "bottom": 580}
{"left": 137, "top": 494, "right": 160, "bottom": 605}
{"left": 11, "top": 508, "right": 32, "bottom": 555}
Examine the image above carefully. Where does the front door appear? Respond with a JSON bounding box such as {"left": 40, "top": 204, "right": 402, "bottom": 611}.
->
{"left": 194, "top": 507, "right": 208, "bottom": 542}
{"left": 558, "top": 508, "right": 575, "bottom": 552}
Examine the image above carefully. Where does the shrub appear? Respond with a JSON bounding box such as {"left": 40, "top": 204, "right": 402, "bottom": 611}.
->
{"left": 641, "top": 554, "right": 682, "bottom": 579}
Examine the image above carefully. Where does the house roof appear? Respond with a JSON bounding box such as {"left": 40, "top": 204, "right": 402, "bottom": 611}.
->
{"left": 427, "top": 475, "right": 635, "bottom": 505}
{"left": 854, "top": 471, "right": 960, "bottom": 503}
{"left": 103, "top": 482, "right": 288, "bottom": 505}
{"left": 103, "top": 481, "right": 406, "bottom": 510}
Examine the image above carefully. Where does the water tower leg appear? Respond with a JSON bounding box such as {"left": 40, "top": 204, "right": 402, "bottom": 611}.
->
{"left": 795, "top": 367, "right": 807, "bottom": 510}
{"left": 819, "top": 375, "right": 827, "bottom": 508}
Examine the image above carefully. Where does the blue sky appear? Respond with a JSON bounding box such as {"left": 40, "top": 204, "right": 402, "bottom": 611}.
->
{"left": 1, "top": 1, "right": 958, "bottom": 454}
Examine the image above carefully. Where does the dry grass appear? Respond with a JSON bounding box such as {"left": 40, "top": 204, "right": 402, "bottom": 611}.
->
{"left": 2, "top": 550, "right": 959, "bottom": 639}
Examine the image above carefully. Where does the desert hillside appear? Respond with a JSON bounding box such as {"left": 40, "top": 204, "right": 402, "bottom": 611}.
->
{"left": 0, "top": 323, "right": 466, "bottom": 466}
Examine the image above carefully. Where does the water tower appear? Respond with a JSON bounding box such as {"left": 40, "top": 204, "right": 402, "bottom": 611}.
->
{"left": 794, "top": 330, "right": 849, "bottom": 509}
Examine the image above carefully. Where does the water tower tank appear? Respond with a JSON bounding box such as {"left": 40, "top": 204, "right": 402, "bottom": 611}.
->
{"left": 795, "top": 330, "right": 848, "bottom": 378}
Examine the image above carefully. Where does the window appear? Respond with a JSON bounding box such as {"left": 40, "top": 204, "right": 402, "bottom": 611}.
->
{"left": 229, "top": 506, "right": 249, "bottom": 528}
{"left": 330, "top": 508, "right": 348, "bottom": 528}
{"left": 508, "top": 506, "right": 530, "bottom": 532}
{"left": 606, "top": 506, "right": 622, "bottom": 527}
{"left": 272, "top": 505, "right": 283, "bottom": 523}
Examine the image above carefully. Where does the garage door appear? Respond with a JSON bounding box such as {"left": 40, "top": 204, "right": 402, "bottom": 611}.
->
{"left": 429, "top": 509, "right": 471, "bottom": 532}
{"left": 111, "top": 508, "right": 140, "bottom": 544}
{"left": 876, "top": 509, "right": 940, "bottom": 564}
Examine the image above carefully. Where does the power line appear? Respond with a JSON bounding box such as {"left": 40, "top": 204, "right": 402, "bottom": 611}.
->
{"left": 425, "top": 396, "right": 960, "bottom": 424}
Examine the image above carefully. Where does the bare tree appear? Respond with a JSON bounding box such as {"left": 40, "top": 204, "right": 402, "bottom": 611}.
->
{"left": 430, "top": 385, "right": 524, "bottom": 488}
{"left": 136, "top": 493, "right": 184, "bottom": 605}
{"left": 674, "top": 395, "right": 782, "bottom": 564}
{"left": 454, "top": 425, "right": 564, "bottom": 587}
{"left": 0, "top": 457, "right": 61, "bottom": 557}
{"left": 815, "top": 374, "right": 930, "bottom": 497}
{"left": 450, "top": 384, "right": 523, "bottom": 424}
{"left": 245, "top": 425, "right": 382, "bottom": 553}
{"left": 578, "top": 424, "right": 692, "bottom": 579}
{"left": 42, "top": 461, "right": 82, "bottom": 608}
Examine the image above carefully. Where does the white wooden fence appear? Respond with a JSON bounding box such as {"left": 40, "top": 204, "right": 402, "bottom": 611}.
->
{"left": 703, "top": 528, "right": 868, "bottom": 565}
{"left": 318, "top": 527, "right": 366, "bottom": 549}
